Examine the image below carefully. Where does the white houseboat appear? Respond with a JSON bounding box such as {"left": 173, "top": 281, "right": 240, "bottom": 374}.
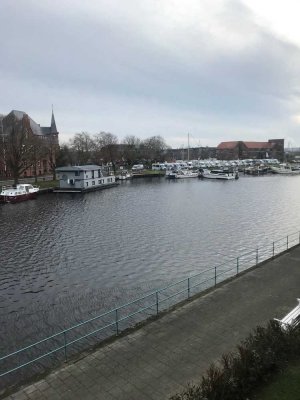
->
{"left": 54, "top": 165, "right": 118, "bottom": 192}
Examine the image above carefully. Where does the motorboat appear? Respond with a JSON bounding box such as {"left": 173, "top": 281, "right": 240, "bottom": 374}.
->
{"left": 199, "top": 169, "right": 239, "bottom": 180}
{"left": 165, "top": 170, "right": 178, "bottom": 179}
{"left": 117, "top": 170, "right": 132, "bottom": 180}
{"left": 270, "top": 165, "right": 300, "bottom": 175}
{"left": 166, "top": 169, "right": 198, "bottom": 179}
{"left": 174, "top": 169, "right": 199, "bottom": 179}
{"left": 0, "top": 184, "right": 39, "bottom": 203}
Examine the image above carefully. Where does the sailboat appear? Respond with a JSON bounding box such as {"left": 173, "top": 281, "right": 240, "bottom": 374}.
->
{"left": 166, "top": 133, "right": 198, "bottom": 179}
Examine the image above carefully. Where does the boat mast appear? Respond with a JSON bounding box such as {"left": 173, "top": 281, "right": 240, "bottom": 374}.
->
{"left": 1, "top": 116, "right": 6, "bottom": 178}
{"left": 187, "top": 133, "right": 190, "bottom": 162}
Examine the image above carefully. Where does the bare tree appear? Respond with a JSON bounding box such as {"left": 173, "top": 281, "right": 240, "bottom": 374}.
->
{"left": 3, "top": 114, "right": 43, "bottom": 185}
{"left": 141, "top": 135, "right": 168, "bottom": 163}
{"left": 94, "top": 132, "right": 118, "bottom": 173}
{"left": 41, "top": 133, "right": 60, "bottom": 180}
{"left": 55, "top": 144, "right": 73, "bottom": 168}
{"left": 69, "top": 132, "right": 95, "bottom": 165}
{"left": 122, "top": 135, "right": 141, "bottom": 165}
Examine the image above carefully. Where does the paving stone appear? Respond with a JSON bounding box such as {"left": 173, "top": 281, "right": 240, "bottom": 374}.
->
{"left": 34, "top": 381, "right": 51, "bottom": 391}
{"left": 10, "top": 393, "right": 29, "bottom": 400}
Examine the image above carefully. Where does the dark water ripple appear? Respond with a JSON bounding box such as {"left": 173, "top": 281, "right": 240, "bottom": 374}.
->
{"left": 0, "top": 175, "right": 300, "bottom": 364}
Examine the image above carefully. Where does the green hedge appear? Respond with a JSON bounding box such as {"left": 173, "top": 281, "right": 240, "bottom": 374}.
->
{"left": 170, "top": 321, "right": 300, "bottom": 400}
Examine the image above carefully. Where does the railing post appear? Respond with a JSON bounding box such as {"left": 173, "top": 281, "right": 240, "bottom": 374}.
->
{"left": 63, "top": 331, "right": 67, "bottom": 362}
{"left": 236, "top": 257, "right": 239, "bottom": 275}
{"left": 115, "top": 309, "right": 119, "bottom": 335}
{"left": 272, "top": 242, "right": 275, "bottom": 258}
{"left": 156, "top": 291, "right": 159, "bottom": 315}
{"left": 287, "top": 235, "right": 289, "bottom": 250}
{"left": 256, "top": 248, "right": 258, "bottom": 265}
{"left": 214, "top": 266, "right": 217, "bottom": 286}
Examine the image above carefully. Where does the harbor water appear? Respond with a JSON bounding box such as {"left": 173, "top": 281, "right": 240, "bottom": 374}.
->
{"left": 1, "top": 174, "right": 300, "bottom": 387}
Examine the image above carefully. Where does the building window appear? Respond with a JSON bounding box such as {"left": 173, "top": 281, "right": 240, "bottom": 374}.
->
{"left": 86, "top": 182, "right": 89, "bottom": 187}
{"left": 92, "top": 181, "right": 95, "bottom": 186}
{"left": 92, "top": 170, "right": 95, "bottom": 179}
{"left": 75, "top": 171, "right": 79, "bottom": 176}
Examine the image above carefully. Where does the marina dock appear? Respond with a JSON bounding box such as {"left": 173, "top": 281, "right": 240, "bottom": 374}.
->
{"left": 2, "top": 245, "right": 300, "bottom": 400}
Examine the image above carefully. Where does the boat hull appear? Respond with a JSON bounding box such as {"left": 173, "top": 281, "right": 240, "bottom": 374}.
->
{"left": 271, "top": 169, "right": 300, "bottom": 175}
{"left": 175, "top": 174, "right": 198, "bottom": 179}
{"left": 0, "top": 184, "right": 39, "bottom": 204}
{"left": 0, "top": 192, "right": 37, "bottom": 203}
{"left": 199, "top": 169, "right": 238, "bottom": 180}
{"left": 201, "top": 174, "right": 236, "bottom": 180}
{"left": 166, "top": 169, "right": 198, "bottom": 179}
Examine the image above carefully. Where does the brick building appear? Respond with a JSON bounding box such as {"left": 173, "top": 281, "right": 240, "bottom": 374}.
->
{"left": 0, "top": 110, "right": 59, "bottom": 178}
{"left": 216, "top": 139, "right": 284, "bottom": 161}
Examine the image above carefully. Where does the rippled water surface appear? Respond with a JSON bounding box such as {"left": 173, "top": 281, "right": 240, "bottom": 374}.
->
{"left": 1, "top": 175, "right": 300, "bottom": 355}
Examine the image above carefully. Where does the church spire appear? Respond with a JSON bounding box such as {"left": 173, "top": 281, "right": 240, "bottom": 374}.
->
{"left": 50, "top": 105, "right": 58, "bottom": 134}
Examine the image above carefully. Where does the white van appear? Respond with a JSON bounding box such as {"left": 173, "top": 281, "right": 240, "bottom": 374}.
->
{"left": 132, "top": 164, "right": 144, "bottom": 170}
{"left": 152, "top": 163, "right": 166, "bottom": 170}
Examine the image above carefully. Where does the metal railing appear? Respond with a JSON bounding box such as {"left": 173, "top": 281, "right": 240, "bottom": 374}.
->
{"left": 1, "top": 230, "right": 300, "bottom": 382}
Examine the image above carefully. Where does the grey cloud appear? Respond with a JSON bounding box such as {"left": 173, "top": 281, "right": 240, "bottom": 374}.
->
{"left": 1, "top": 0, "right": 300, "bottom": 145}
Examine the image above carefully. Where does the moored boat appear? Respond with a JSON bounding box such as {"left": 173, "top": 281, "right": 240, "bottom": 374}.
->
{"left": 270, "top": 165, "right": 300, "bottom": 175}
{"left": 199, "top": 169, "right": 239, "bottom": 180}
{"left": 0, "top": 184, "right": 39, "bottom": 203}
{"left": 166, "top": 169, "right": 198, "bottom": 179}
{"left": 174, "top": 169, "right": 199, "bottom": 179}
{"left": 117, "top": 170, "right": 132, "bottom": 180}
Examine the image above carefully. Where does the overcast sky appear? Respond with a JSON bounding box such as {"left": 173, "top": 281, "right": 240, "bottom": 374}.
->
{"left": 1, "top": 0, "right": 300, "bottom": 148}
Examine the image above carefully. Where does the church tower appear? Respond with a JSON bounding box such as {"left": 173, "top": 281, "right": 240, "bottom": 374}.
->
{"left": 49, "top": 107, "right": 59, "bottom": 145}
{"left": 50, "top": 108, "right": 58, "bottom": 134}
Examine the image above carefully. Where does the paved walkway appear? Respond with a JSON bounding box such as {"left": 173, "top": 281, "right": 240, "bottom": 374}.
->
{"left": 3, "top": 246, "right": 300, "bottom": 400}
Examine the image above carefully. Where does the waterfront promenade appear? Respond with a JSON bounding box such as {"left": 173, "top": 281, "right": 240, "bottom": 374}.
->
{"left": 3, "top": 246, "right": 300, "bottom": 400}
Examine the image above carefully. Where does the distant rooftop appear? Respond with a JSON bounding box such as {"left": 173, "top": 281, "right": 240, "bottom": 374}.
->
{"left": 1, "top": 110, "right": 58, "bottom": 136}
{"left": 56, "top": 165, "right": 102, "bottom": 172}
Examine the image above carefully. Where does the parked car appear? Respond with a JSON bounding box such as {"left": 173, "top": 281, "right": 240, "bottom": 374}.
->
{"left": 132, "top": 164, "right": 144, "bottom": 170}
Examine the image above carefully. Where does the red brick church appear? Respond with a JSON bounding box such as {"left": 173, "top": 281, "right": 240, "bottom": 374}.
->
{"left": 0, "top": 109, "right": 59, "bottom": 179}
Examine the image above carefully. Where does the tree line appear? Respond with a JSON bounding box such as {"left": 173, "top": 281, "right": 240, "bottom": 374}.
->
{"left": 1, "top": 119, "right": 169, "bottom": 183}
{"left": 57, "top": 132, "right": 169, "bottom": 173}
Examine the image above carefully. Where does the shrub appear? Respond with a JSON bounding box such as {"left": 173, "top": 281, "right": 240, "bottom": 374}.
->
{"left": 170, "top": 321, "right": 300, "bottom": 400}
